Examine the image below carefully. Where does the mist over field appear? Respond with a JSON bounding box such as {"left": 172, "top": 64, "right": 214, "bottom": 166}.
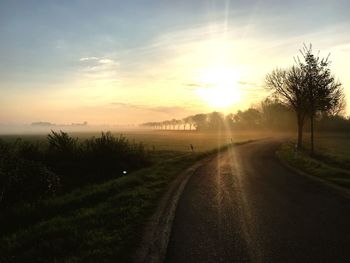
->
{"left": 0, "top": 123, "right": 139, "bottom": 135}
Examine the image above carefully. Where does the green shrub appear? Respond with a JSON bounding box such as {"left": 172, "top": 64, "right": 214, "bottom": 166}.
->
{"left": 47, "top": 130, "right": 78, "bottom": 156}
{"left": 0, "top": 159, "right": 60, "bottom": 207}
{"left": 0, "top": 131, "right": 151, "bottom": 207}
{"left": 81, "top": 132, "right": 150, "bottom": 182}
{"left": 14, "top": 139, "right": 44, "bottom": 162}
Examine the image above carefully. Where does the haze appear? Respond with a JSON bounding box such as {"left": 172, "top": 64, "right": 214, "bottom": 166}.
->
{"left": 1, "top": 0, "right": 350, "bottom": 127}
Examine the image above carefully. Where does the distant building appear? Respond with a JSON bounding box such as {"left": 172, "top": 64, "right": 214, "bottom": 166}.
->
{"left": 71, "top": 121, "right": 88, "bottom": 126}
{"left": 31, "top": 122, "right": 55, "bottom": 126}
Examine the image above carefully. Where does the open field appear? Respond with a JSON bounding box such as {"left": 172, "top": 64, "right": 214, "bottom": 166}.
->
{"left": 120, "top": 130, "right": 270, "bottom": 151}
{"left": 278, "top": 132, "right": 350, "bottom": 189}
{"left": 0, "top": 129, "right": 271, "bottom": 152}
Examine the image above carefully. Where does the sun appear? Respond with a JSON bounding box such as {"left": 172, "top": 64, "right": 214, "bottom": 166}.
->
{"left": 195, "top": 66, "right": 241, "bottom": 109}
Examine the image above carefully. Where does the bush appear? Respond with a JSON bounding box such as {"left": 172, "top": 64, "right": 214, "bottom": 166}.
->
{"left": 47, "top": 130, "right": 78, "bottom": 155}
{"left": 0, "top": 131, "right": 151, "bottom": 207}
{"left": 80, "top": 132, "right": 150, "bottom": 183}
{"left": 0, "top": 158, "right": 60, "bottom": 208}
{"left": 14, "top": 139, "right": 44, "bottom": 162}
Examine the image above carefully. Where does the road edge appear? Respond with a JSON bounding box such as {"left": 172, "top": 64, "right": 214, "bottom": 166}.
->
{"left": 132, "top": 140, "right": 257, "bottom": 263}
{"left": 132, "top": 155, "right": 214, "bottom": 263}
{"left": 276, "top": 149, "right": 350, "bottom": 200}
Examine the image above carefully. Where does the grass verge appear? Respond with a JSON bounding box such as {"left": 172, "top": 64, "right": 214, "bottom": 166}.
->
{"left": 0, "top": 151, "right": 201, "bottom": 263}
{"left": 277, "top": 140, "right": 350, "bottom": 189}
{"left": 0, "top": 140, "right": 255, "bottom": 263}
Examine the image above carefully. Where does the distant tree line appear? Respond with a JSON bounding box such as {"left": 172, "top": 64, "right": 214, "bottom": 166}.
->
{"left": 142, "top": 112, "right": 227, "bottom": 131}
{"left": 141, "top": 97, "right": 349, "bottom": 133}
{"left": 0, "top": 131, "right": 150, "bottom": 208}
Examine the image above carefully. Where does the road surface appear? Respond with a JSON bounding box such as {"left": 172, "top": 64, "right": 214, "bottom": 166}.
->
{"left": 165, "top": 140, "right": 350, "bottom": 263}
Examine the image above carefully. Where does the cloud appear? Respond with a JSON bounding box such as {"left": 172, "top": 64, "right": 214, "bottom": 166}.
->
{"left": 184, "top": 83, "right": 201, "bottom": 87}
{"left": 98, "top": 58, "right": 116, "bottom": 64}
{"left": 147, "top": 106, "right": 188, "bottom": 114}
{"left": 79, "top": 57, "right": 99, "bottom": 61}
{"left": 110, "top": 102, "right": 141, "bottom": 109}
{"left": 183, "top": 82, "right": 214, "bottom": 90}
{"left": 110, "top": 102, "right": 194, "bottom": 115}
{"left": 79, "top": 56, "right": 120, "bottom": 81}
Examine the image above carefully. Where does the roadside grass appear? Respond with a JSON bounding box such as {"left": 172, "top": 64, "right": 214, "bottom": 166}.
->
{"left": 0, "top": 151, "right": 201, "bottom": 263}
{"left": 277, "top": 133, "right": 350, "bottom": 189}
{"left": 0, "top": 128, "right": 261, "bottom": 263}
{"left": 306, "top": 133, "right": 350, "bottom": 170}
{"left": 0, "top": 131, "right": 257, "bottom": 263}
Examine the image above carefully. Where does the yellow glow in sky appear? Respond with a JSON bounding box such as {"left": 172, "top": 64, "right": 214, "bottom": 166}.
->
{"left": 1, "top": 11, "right": 350, "bottom": 126}
{"left": 195, "top": 66, "right": 241, "bottom": 109}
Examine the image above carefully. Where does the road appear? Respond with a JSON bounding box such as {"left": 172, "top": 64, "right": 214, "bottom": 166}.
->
{"left": 165, "top": 140, "right": 350, "bottom": 263}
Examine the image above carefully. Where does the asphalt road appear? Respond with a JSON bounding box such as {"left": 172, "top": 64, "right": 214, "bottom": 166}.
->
{"left": 165, "top": 140, "right": 350, "bottom": 263}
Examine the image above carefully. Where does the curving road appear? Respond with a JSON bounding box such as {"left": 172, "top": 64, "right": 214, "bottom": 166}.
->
{"left": 165, "top": 140, "right": 350, "bottom": 263}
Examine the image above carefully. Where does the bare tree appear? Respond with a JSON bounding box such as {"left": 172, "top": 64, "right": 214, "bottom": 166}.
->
{"left": 225, "top": 113, "right": 235, "bottom": 128}
{"left": 162, "top": 120, "right": 170, "bottom": 130}
{"left": 265, "top": 66, "right": 308, "bottom": 149}
{"left": 260, "top": 97, "right": 293, "bottom": 130}
{"left": 208, "top": 112, "right": 225, "bottom": 130}
{"left": 170, "top": 119, "right": 177, "bottom": 130}
{"left": 176, "top": 119, "right": 183, "bottom": 130}
{"left": 183, "top": 116, "right": 194, "bottom": 130}
{"left": 192, "top": 114, "right": 207, "bottom": 131}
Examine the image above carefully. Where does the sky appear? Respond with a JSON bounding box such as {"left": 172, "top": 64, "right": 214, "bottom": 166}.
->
{"left": 1, "top": 0, "right": 350, "bottom": 125}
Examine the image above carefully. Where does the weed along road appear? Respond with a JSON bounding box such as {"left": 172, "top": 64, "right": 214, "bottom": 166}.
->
{"left": 165, "top": 140, "right": 350, "bottom": 263}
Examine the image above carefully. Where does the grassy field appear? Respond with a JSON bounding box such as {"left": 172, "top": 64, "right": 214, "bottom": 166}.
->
{"left": 118, "top": 130, "right": 269, "bottom": 151}
{"left": 0, "top": 129, "right": 269, "bottom": 152}
{"left": 278, "top": 132, "right": 350, "bottom": 189}
{"left": 0, "top": 130, "right": 263, "bottom": 263}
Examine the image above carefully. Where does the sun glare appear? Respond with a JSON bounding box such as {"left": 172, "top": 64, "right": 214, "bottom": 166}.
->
{"left": 195, "top": 66, "right": 241, "bottom": 109}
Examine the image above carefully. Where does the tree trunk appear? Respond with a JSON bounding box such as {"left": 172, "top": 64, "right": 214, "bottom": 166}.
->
{"left": 310, "top": 114, "right": 314, "bottom": 155}
{"left": 297, "top": 114, "right": 304, "bottom": 149}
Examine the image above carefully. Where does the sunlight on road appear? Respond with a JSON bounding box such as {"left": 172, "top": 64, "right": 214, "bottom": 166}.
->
{"left": 227, "top": 146, "right": 263, "bottom": 262}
